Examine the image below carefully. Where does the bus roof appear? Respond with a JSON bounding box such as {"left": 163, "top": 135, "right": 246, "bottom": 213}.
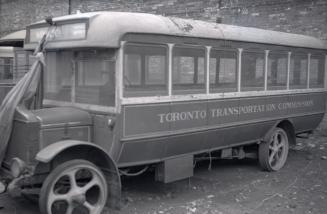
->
{"left": 26, "top": 12, "right": 327, "bottom": 50}
{"left": 0, "top": 30, "right": 26, "bottom": 47}
{"left": 0, "top": 47, "right": 14, "bottom": 58}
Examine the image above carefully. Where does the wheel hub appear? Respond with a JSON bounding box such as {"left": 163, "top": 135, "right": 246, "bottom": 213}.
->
{"left": 71, "top": 193, "right": 86, "bottom": 205}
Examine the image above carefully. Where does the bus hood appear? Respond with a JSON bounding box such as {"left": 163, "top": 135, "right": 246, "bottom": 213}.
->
{"left": 32, "top": 107, "right": 92, "bottom": 128}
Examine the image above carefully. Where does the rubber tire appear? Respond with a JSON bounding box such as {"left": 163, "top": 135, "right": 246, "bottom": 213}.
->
{"left": 39, "top": 159, "right": 108, "bottom": 214}
{"left": 259, "top": 127, "right": 289, "bottom": 172}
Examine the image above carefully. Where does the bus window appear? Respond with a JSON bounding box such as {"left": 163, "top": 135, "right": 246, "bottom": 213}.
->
{"left": 241, "top": 51, "right": 265, "bottom": 91}
{"left": 45, "top": 50, "right": 116, "bottom": 107}
{"left": 172, "top": 46, "right": 205, "bottom": 95}
{"left": 309, "top": 55, "right": 325, "bottom": 88}
{"left": 209, "top": 49, "right": 237, "bottom": 93}
{"left": 45, "top": 51, "right": 73, "bottom": 102}
{"left": 267, "top": 52, "right": 288, "bottom": 90}
{"left": 14, "top": 51, "right": 34, "bottom": 83}
{"left": 75, "top": 50, "right": 116, "bottom": 106}
{"left": 124, "top": 43, "right": 168, "bottom": 97}
{"left": 289, "top": 54, "right": 308, "bottom": 89}
{"left": 0, "top": 57, "right": 13, "bottom": 83}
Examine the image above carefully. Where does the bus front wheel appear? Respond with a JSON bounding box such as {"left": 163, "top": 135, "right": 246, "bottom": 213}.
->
{"left": 259, "top": 127, "right": 289, "bottom": 171}
{"left": 39, "top": 159, "right": 108, "bottom": 214}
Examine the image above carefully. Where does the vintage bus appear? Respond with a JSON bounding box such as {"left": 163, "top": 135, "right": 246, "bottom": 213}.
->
{"left": 3, "top": 12, "right": 327, "bottom": 214}
{"left": 0, "top": 30, "right": 33, "bottom": 101}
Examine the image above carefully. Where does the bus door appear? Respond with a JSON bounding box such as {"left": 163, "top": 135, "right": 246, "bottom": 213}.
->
{"left": 72, "top": 50, "right": 116, "bottom": 151}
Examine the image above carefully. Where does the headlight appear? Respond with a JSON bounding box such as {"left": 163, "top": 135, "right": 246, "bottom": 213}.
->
{"left": 10, "top": 158, "right": 26, "bottom": 178}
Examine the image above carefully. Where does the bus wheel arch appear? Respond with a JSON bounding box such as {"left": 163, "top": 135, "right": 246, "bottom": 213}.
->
{"left": 263, "top": 120, "right": 296, "bottom": 146}
{"left": 276, "top": 120, "right": 296, "bottom": 146}
{"left": 35, "top": 141, "right": 121, "bottom": 210}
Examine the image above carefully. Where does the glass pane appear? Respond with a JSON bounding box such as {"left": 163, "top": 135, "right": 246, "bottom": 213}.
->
{"left": 172, "top": 46, "right": 205, "bottom": 94}
{"left": 290, "top": 54, "right": 308, "bottom": 89}
{"left": 44, "top": 51, "right": 73, "bottom": 102}
{"left": 146, "top": 55, "right": 166, "bottom": 84}
{"left": 0, "top": 57, "right": 14, "bottom": 83}
{"left": 124, "top": 54, "right": 141, "bottom": 85}
{"left": 241, "top": 51, "right": 264, "bottom": 91}
{"left": 309, "top": 55, "right": 325, "bottom": 88}
{"left": 267, "top": 53, "right": 288, "bottom": 90}
{"left": 124, "top": 44, "right": 167, "bottom": 97}
{"left": 75, "top": 59, "right": 115, "bottom": 106}
{"left": 209, "top": 50, "right": 237, "bottom": 93}
{"left": 14, "top": 51, "right": 34, "bottom": 82}
{"left": 44, "top": 49, "right": 116, "bottom": 107}
{"left": 15, "top": 52, "right": 28, "bottom": 82}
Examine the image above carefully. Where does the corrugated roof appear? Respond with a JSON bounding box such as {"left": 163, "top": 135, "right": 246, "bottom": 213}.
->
{"left": 28, "top": 12, "right": 327, "bottom": 50}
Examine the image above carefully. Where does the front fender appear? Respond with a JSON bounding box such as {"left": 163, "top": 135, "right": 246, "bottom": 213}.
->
{"left": 36, "top": 140, "right": 107, "bottom": 163}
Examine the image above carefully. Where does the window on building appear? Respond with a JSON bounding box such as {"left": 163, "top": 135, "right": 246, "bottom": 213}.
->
{"left": 289, "top": 54, "right": 308, "bottom": 89}
{"left": 241, "top": 51, "right": 265, "bottom": 91}
{"left": 209, "top": 49, "right": 237, "bottom": 93}
{"left": 309, "top": 54, "right": 325, "bottom": 88}
{"left": 124, "top": 43, "right": 168, "bottom": 97}
{"left": 267, "top": 52, "right": 288, "bottom": 90}
{"left": 172, "top": 46, "right": 205, "bottom": 94}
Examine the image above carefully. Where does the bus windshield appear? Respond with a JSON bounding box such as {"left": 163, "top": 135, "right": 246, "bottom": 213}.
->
{"left": 44, "top": 49, "right": 116, "bottom": 109}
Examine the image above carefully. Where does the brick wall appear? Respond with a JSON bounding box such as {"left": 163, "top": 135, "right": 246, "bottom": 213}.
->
{"left": 0, "top": 0, "right": 327, "bottom": 43}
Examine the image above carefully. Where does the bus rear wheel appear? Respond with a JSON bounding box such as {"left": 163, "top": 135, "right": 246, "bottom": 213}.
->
{"left": 259, "top": 127, "right": 289, "bottom": 171}
{"left": 39, "top": 159, "right": 108, "bottom": 214}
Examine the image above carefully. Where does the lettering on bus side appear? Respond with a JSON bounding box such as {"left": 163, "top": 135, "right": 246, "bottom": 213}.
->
{"left": 123, "top": 94, "right": 324, "bottom": 137}
{"left": 157, "top": 100, "right": 314, "bottom": 123}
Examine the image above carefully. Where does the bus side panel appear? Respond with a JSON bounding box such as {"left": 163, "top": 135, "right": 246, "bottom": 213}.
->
{"left": 291, "top": 114, "right": 325, "bottom": 133}
{"left": 118, "top": 122, "right": 270, "bottom": 167}
{"left": 288, "top": 93, "right": 326, "bottom": 133}
{"left": 170, "top": 101, "right": 207, "bottom": 131}
{"left": 118, "top": 92, "right": 326, "bottom": 167}
{"left": 123, "top": 103, "right": 170, "bottom": 137}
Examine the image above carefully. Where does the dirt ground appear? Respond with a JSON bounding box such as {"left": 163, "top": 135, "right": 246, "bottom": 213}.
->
{"left": 1, "top": 120, "right": 327, "bottom": 214}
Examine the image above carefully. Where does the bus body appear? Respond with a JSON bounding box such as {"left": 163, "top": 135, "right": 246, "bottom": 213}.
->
{"left": 0, "top": 30, "right": 33, "bottom": 101}
{"left": 4, "top": 12, "right": 327, "bottom": 213}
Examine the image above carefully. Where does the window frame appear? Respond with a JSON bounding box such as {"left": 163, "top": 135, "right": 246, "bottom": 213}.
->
{"left": 171, "top": 44, "right": 207, "bottom": 95}
{"left": 240, "top": 50, "right": 266, "bottom": 92}
{"left": 209, "top": 48, "right": 238, "bottom": 93}
{"left": 123, "top": 42, "right": 169, "bottom": 98}
{"left": 289, "top": 52, "right": 309, "bottom": 89}
{"left": 120, "top": 39, "right": 326, "bottom": 106}
{"left": 43, "top": 49, "right": 118, "bottom": 113}
{"left": 309, "top": 53, "right": 325, "bottom": 89}
{"left": 266, "top": 51, "right": 289, "bottom": 91}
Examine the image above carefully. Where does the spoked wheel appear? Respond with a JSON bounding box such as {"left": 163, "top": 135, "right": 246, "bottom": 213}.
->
{"left": 259, "top": 127, "right": 289, "bottom": 171}
{"left": 39, "top": 159, "right": 108, "bottom": 214}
